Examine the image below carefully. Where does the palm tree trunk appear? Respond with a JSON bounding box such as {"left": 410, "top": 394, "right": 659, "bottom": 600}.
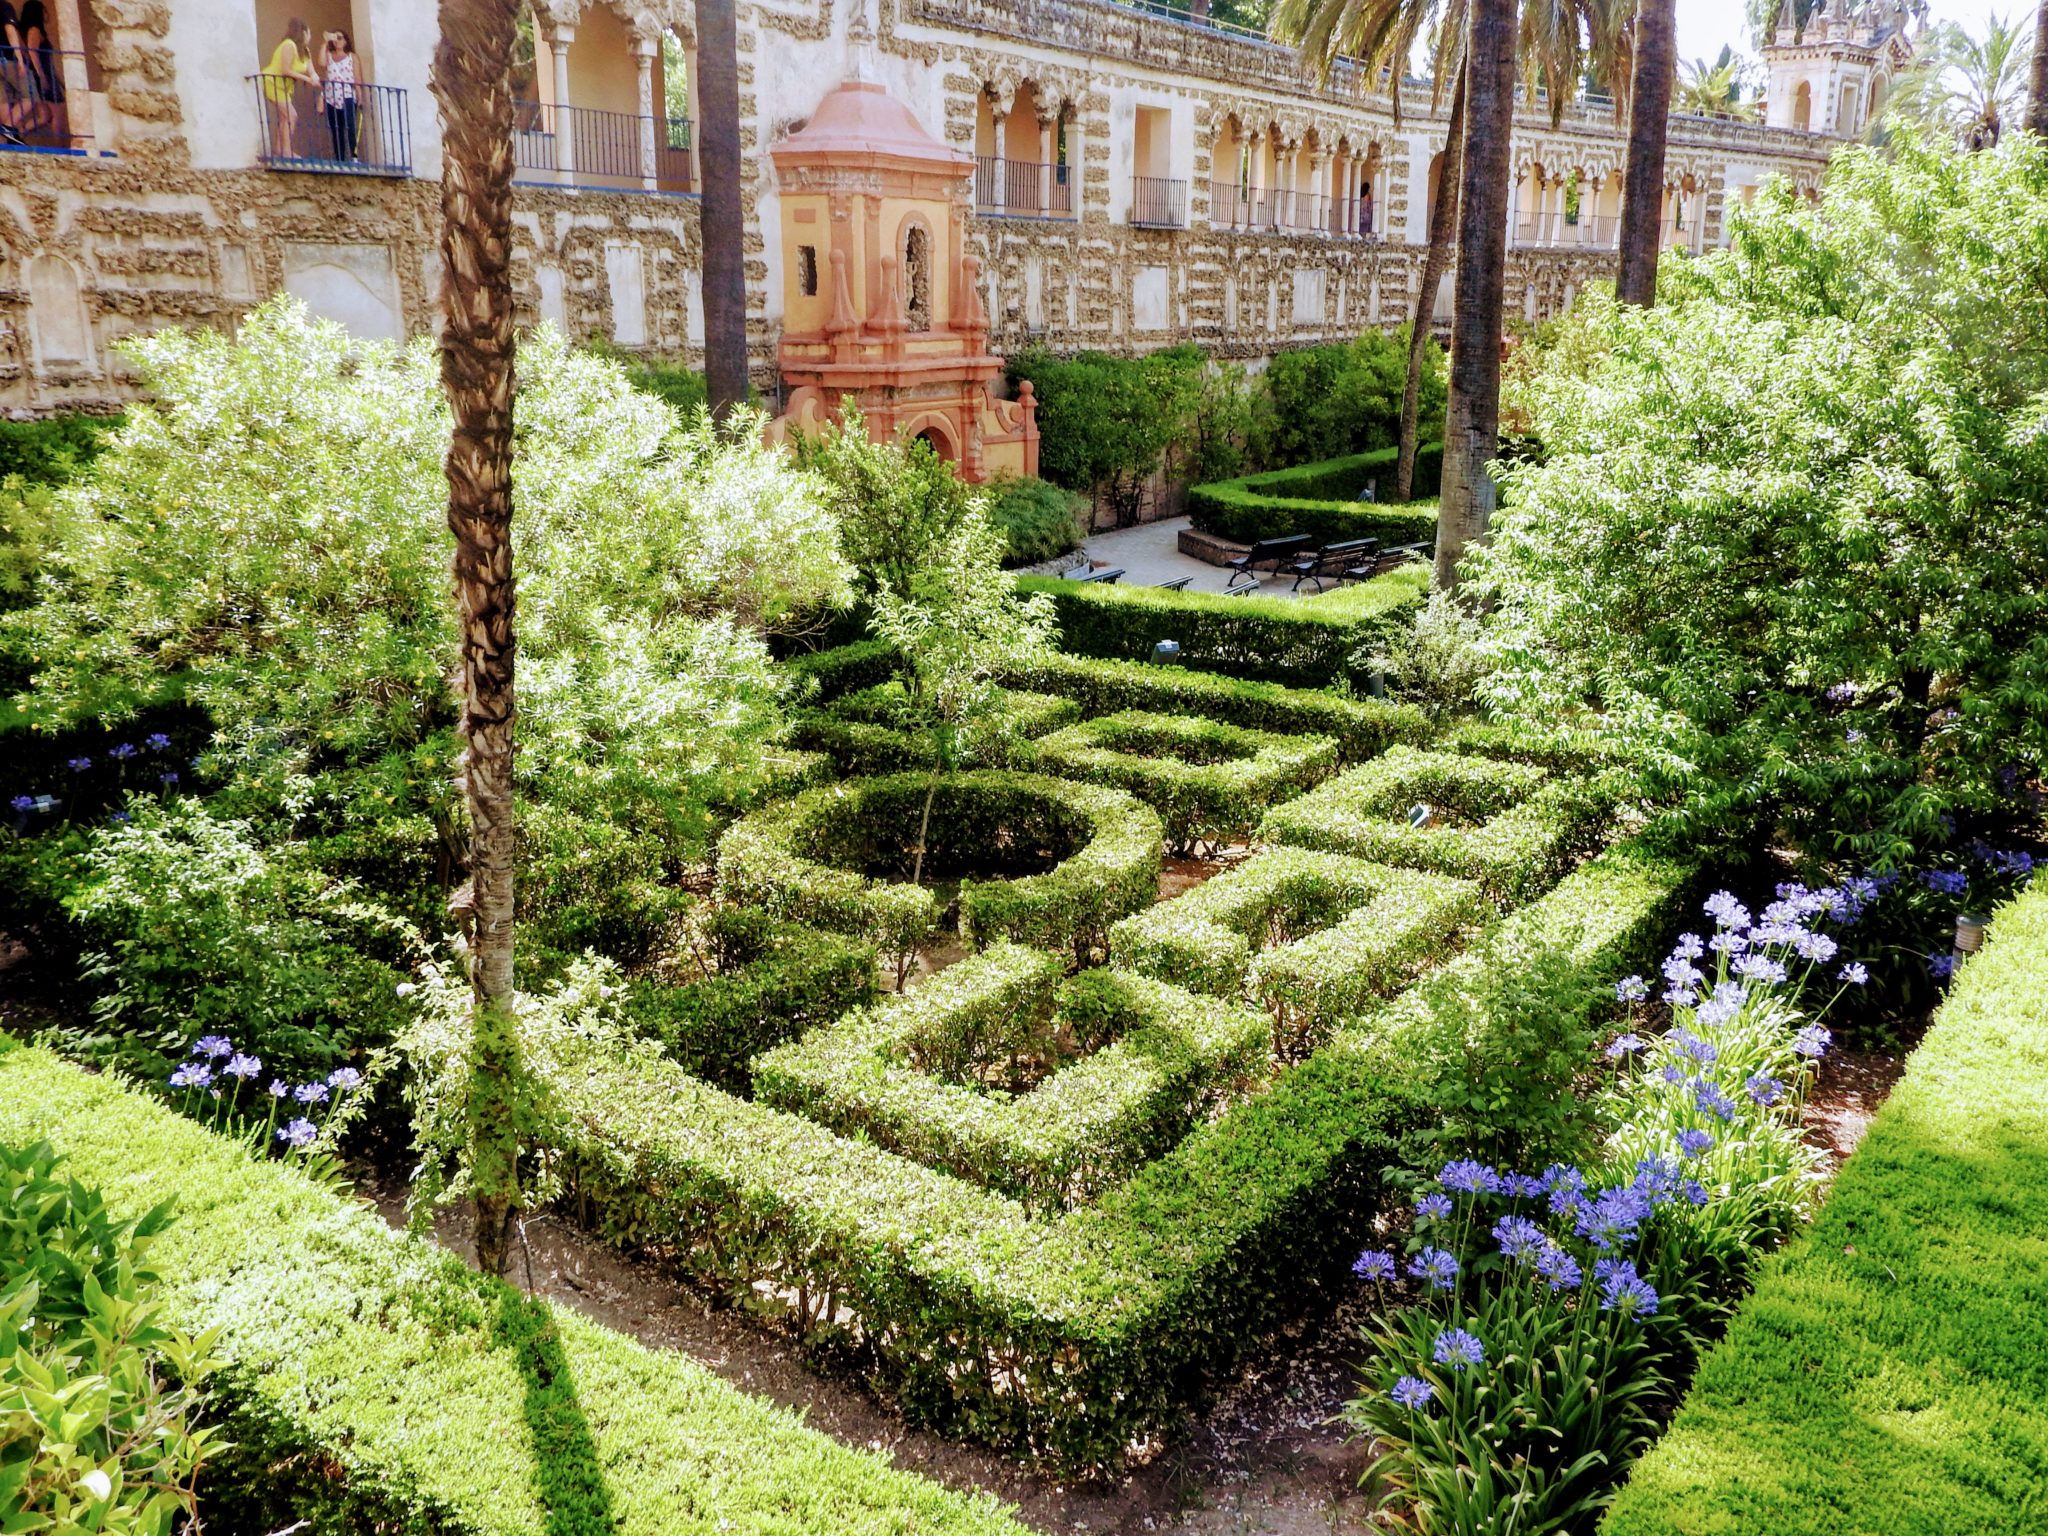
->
{"left": 1397, "top": 64, "right": 1465, "bottom": 503}
{"left": 697, "top": 0, "right": 750, "bottom": 418}
{"left": 2029, "top": 0, "right": 2048, "bottom": 139}
{"left": 433, "top": 0, "right": 522, "bottom": 1279}
{"left": 1616, "top": 0, "right": 1677, "bottom": 307}
{"left": 1433, "top": 0, "right": 1514, "bottom": 593}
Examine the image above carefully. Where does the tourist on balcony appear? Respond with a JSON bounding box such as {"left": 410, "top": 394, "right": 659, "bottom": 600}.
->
{"left": 1359, "top": 183, "right": 1374, "bottom": 236}
{"left": 321, "top": 29, "right": 360, "bottom": 162}
{"left": 18, "top": 3, "right": 57, "bottom": 139}
{"left": 260, "top": 18, "right": 320, "bottom": 159}
{"left": 0, "top": 1, "right": 25, "bottom": 147}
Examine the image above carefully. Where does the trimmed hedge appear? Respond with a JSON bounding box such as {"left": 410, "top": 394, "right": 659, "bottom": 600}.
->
{"left": 753, "top": 945, "right": 1269, "bottom": 1209}
{"left": 470, "top": 835, "right": 1692, "bottom": 1472}
{"left": 995, "top": 651, "right": 1429, "bottom": 763}
{"left": 1017, "top": 565, "right": 1428, "bottom": 688}
{"left": 714, "top": 771, "right": 1163, "bottom": 967}
{"left": 1433, "top": 716, "right": 1634, "bottom": 775}
{"left": 1260, "top": 746, "right": 1623, "bottom": 904}
{"left": 618, "top": 908, "right": 878, "bottom": 1090}
{"left": 1599, "top": 878, "right": 2048, "bottom": 1536}
{"left": 1024, "top": 709, "right": 1339, "bottom": 853}
{"left": 1187, "top": 443, "right": 1443, "bottom": 547}
{"left": 1110, "top": 846, "right": 1484, "bottom": 1054}
{"left": 0, "top": 1043, "right": 1028, "bottom": 1536}
{"left": 783, "top": 686, "right": 1081, "bottom": 778}
{"left": 778, "top": 638, "right": 899, "bottom": 704}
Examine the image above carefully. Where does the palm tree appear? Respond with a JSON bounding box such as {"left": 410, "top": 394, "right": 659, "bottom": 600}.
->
{"left": 431, "top": 0, "right": 522, "bottom": 1277}
{"left": 697, "top": 0, "right": 749, "bottom": 416}
{"left": 1615, "top": 0, "right": 1676, "bottom": 306}
{"left": 2033, "top": 0, "right": 2048, "bottom": 137}
{"left": 1434, "top": 0, "right": 1516, "bottom": 592}
{"left": 1675, "top": 52, "right": 1754, "bottom": 118}
{"left": 1884, "top": 14, "right": 2034, "bottom": 149}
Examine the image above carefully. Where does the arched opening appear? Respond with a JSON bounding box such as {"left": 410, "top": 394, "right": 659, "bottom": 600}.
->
{"left": 903, "top": 223, "right": 932, "bottom": 332}
{"left": 516, "top": 3, "right": 685, "bottom": 191}
{"left": 974, "top": 81, "right": 1068, "bottom": 216}
{"left": 909, "top": 418, "right": 958, "bottom": 462}
{"left": 1426, "top": 146, "right": 1449, "bottom": 234}
{"left": 1792, "top": 80, "right": 1812, "bottom": 132}
{"left": 1210, "top": 114, "right": 1247, "bottom": 227}
{"left": 1838, "top": 83, "right": 1861, "bottom": 135}
{"left": 1867, "top": 74, "right": 1889, "bottom": 124}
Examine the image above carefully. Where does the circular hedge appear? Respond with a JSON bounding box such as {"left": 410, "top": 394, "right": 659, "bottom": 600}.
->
{"left": 715, "top": 771, "right": 1163, "bottom": 965}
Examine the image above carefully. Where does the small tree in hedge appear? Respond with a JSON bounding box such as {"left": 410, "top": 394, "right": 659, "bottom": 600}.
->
{"left": 795, "top": 402, "right": 979, "bottom": 602}
{"left": 1009, "top": 347, "right": 1193, "bottom": 529}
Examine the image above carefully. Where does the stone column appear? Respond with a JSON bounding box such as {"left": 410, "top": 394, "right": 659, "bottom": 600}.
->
{"left": 1310, "top": 148, "right": 1331, "bottom": 234}
{"left": 550, "top": 24, "right": 578, "bottom": 177}
{"left": 634, "top": 35, "right": 658, "bottom": 189}
{"left": 1248, "top": 130, "right": 1266, "bottom": 227}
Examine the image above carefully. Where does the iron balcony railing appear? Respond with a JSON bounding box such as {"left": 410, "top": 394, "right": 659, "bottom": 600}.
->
{"left": 0, "top": 50, "right": 96, "bottom": 156}
{"left": 1512, "top": 212, "right": 1620, "bottom": 249}
{"left": 1129, "top": 174, "right": 1186, "bottom": 227}
{"left": 974, "top": 155, "right": 1072, "bottom": 217}
{"left": 251, "top": 76, "right": 410, "bottom": 175}
{"left": 513, "top": 101, "right": 693, "bottom": 194}
{"left": 1208, "top": 184, "right": 1378, "bottom": 238}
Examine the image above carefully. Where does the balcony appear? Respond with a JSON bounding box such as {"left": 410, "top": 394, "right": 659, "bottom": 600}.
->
{"left": 0, "top": 52, "right": 98, "bottom": 157}
{"left": 1511, "top": 213, "right": 1619, "bottom": 250}
{"left": 250, "top": 77, "right": 411, "bottom": 176}
{"left": 974, "top": 156, "right": 1072, "bottom": 218}
{"left": 1209, "top": 185, "right": 1381, "bottom": 239}
{"left": 513, "top": 101, "right": 693, "bottom": 195}
{"left": 1129, "top": 174, "right": 1186, "bottom": 228}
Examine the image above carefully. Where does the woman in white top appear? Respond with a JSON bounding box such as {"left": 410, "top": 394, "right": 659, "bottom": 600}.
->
{"left": 321, "top": 29, "right": 359, "bottom": 161}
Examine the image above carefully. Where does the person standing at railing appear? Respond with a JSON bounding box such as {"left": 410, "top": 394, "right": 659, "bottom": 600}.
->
{"left": 321, "top": 29, "right": 360, "bottom": 162}
{"left": 0, "top": 1, "right": 26, "bottom": 147}
{"left": 18, "top": 2, "right": 56, "bottom": 140}
{"left": 1359, "top": 183, "right": 1374, "bottom": 236}
{"left": 260, "top": 18, "right": 320, "bottom": 159}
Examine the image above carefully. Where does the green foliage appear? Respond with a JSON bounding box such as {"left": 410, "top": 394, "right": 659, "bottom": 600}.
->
{"left": 714, "top": 771, "right": 1163, "bottom": 969}
{"left": 0, "top": 1138, "right": 221, "bottom": 1536}
{"left": 1476, "top": 140, "right": 2048, "bottom": 866}
{"left": 1249, "top": 331, "right": 1444, "bottom": 468}
{"left": 793, "top": 403, "right": 982, "bottom": 603}
{"left": 779, "top": 638, "right": 901, "bottom": 704}
{"left": 1018, "top": 563, "right": 1428, "bottom": 689}
{"left": 1187, "top": 445, "right": 1443, "bottom": 545}
{"left": 1370, "top": 590, "right": 1493, "bottom": 720}
{"left": 996, "top": 646, "right": 1431, "bottom": 762}
{"left": 1008, "top": 345, "right": 1206, "bottom": 525}
{"left": 60, "top": 800, "right": 417, "bottom": 1087}
{"left": 1024, "top": 708, "right": 1338, "bottom": 853}
{"left": 1111, "top": 846, "right": 1485, "bottom": 1055}
{"left": 0, "top": 1044, "right": 1029, "bottom": 1536}
{"left": 0, "top": 413, "right": 117, "bottom": 486}
{"left": 754, "top": 946, "right": 1268, "bottom": 1209}
{"left": 582, "top": 337, "right": 709, "bottom": 415}
{"left": 1262, "top": 747, "right": 1625, "bottom": 905}
{"left": 0, "top": 480, "right": 90, "bottom": 630}
{"left": 618, "top": 908, "right": 879, "bottom": 1091}
{"left": 787, "top": 683, "right": 1079, "bottom": 778}
{"left": 984, "top": 474, "right": 1085, "bottom": 567}
{"left": 1600, "top": 878, "right": 2048, "bottom": 1536}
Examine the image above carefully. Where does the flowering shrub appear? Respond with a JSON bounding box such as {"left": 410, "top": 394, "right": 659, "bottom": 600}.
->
{"left": 1346, "top": 888, "right": 1852, "bottom": 1532}
{"left": 162, "top": 1032, "right": 373, "bottom": 1157}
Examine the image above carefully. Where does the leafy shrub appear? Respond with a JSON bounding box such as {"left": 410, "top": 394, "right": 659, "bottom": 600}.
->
{"left": 1249, "top": 331, "right": 1444, "bottom": 468}
{"left": 0, "top": 1044, "right": 1027, "bottom": 1536}
{"left": 1262, "top": 747, "right": 1625, "bottom": 904}
{"left": 985, "top": 475, "right": 1085, "bottom": 566}
{"left": 1601, "top": 875, "right": 2048, "bottom": 1536}
{"left": 753, "top": 946, "right": 1268, "bottom": 1208}
{"left": 618, "top": 908, "right": 878, "bottom": 1090}
{"left": 792, "top": 403, "right": 982, "bottom": 603}
{"left": 0, "top": 1138, "right": 220, "bottom": 1536}
{"left": 1025, "top": 709, "right": 1338, "bottom": 854}
{"left": 1475, "top": 139, "right": 2048, "bottom": 866}
{"left": 1008, "top": 345, "right": 1205, "bottom": 526}
{"left": 1111, "top": 846, "right": 1485, "bottom": 1055}
{"left": 1369, "top": 589, "right": 1492, "bottom": 720}
{"left": 779, "top": 638, "right": 901, "bottom": 704}
{"left": 582, "top": 337, "right": 709, "bottom": 415}
{"left": 0, "top": 413, "right": 117, "bottom": 486}
{"left": 789, "top": 685, "right": 1080, "bottom": 778}
{"left": 1187, "top": 445, "right": 1443, "bottom": 546}
{"left": 1018, "top": 563, "right": 1428, "bottom": 689}
{"left": 995, "top": 650, "right": 1430, "bottom": 762}
{"left": 714, "top": 771, "right": 1162, "bottom": 970}
{"left": 60, "top": 801, "right": 416, "bottom": 1088}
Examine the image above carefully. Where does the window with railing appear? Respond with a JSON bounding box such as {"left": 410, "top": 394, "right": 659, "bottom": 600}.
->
{"left": 974, "top": 156, "right": 1072, "bottom": 217}
{"left": 512, "top": 100, "right": 694, "bottom": 194}
{"left": 250, "top": 77, "right": 411, "bottom": 175}
{"left": 0, "top": 51, "right": 96, "bottom": 156}
{"left": 1130, "top": 174, "right": 1186, "bottom": 228}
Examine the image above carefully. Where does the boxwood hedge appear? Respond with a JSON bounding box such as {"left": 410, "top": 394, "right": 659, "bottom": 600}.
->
{"left": 0, "top": 1042, "right": 1027, "bottom": 1536}
{"left": 1260, "top": 746, "right": 1623, "bottom": 903}
{"left": 1186, "top": 443, "right": 1443, "bottom": 547}
{"left": 1016, "top": 565, "right": 1428, "bottom": 688}
{"left": 753, "top": 945, "right": 1270, "bottom": 1209}
{"left": 461, "top": 837, "right": 1692, "bottom": 1472}
{"left": 714, "top": 771, "right": 1163, "bottom": 968}
{"left": 1599, "top": 877, "right": 2048, "bottom": 1536}
{"left": 1109, "top": 846, "right": 1485, "bottom": 1054}
{"left": 784, "top": 685, "right": 1081, "bottom": 778}
{"left": 994, "top": 651, "right": 1428, "bottom": 763}
{"left": 1024, "top": 709, "right": 1339, "bottom": 853}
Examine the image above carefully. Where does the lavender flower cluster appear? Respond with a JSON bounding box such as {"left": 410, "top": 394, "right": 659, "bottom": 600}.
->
{"left": 167, "top": 1034, "right": 364, "bottom": 1152}
{"left": 9, "top": 734, "right": 185, "bottom": 823}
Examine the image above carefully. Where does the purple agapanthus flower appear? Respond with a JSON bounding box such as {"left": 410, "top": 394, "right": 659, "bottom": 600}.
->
{"left": 1439, "top": 1159, "right": 1500, "bottom": 1195}
{"left": 1598, "top": 1261, "right": 1660, "bottom": 1319}
{"left": 1826, "top": 682, "right": 1856, "bottom": 703}
{"left": 1681, "top": 1179, "right": 1710, "bottom": 1206}
{"left": 145, "top": 733, "right": 171, "bottom": 752}
{"left": 1703, "top": 892, "right": 1751, "bottom": 931}
{"left": 168, "top": 1062, "right": 213, "bottom": 1090}
{"left": 1431, "top": 1328, "right": 1485, "bottom": 1370}
{"left": 1792, "top": 1024, "right": 1833, "bottom": 1059}
{"left": 1408, "top": 1248, "right": 1460, "bottom": 1289}
{"left": 294, "top": 1081, "right": 329, "bottom": 1105}
{"left": 7, "top": 796, "right": 32, "bottom": 814}
{"left": 1352, "top": 1250, "right": 1398, "bottom": 1283}
{"left": 1493, "top": 1215, "right": 1546, "bottom": 1260}
{"left": 160, "top": 772, "right": 180, "bottom": 788}
{"left": 1416, "top": 1193, "right": 1454, "bottom": 1221}
{"left": 276, "top": 1118, "right": 318, "bottom": 1150}
{"left": 66, "top": 757, "right": 91, "bottom": 773}
{"left": 1676, "top": 1128, "right": 1713, "bottom": 1158}
{"left": 1920, "top": 870, "right": 1968, "bottom": 897}
{"left": 194, "top": 1036, "right": 233, "bottom": 1058}
{"left": 1927, "top": 952, "right": 1957, "bottom": 981}
{"left": 1746, "top": 1073, "right": 1784, "bottom": 1106}
{"left": 1693, "top": 1079, "right": 1738, "bottom": 1122}
{"left": 224, "top": 1053, "right": 263, "bottom": 1080}
{"left": 1605, "top": 1033, "right": 1645, "bottom": 1060}
{"left": 1534, "top": 1243, "right": 1582, "bottom": 1291}
{"left": 1389, "top": 1375, "right": 1435, "bottom": 1409}
{"left": 1839, "top": 962, "right": 1869, "bottom": 986}
{"left": 1614, "top": 974, "right": 1649, "bottom": 1003}
{"left": 1733, "top": 953, "right": 1788, "bottom": 986}
{"left": 1499, "top": 1173, "right": 1548, "bottom": 1200}
{"left": 327, "top": 1066, "right": 363, "bottom": 1091}
{"left": 267, "top": 1079, "right": 290, "bottom": 1099}
{"left": 110, "top": 742, "right": 138, "bottom": 761}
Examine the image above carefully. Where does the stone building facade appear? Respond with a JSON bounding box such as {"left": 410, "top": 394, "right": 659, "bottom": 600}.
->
{"left": 0, "top": 0, "right": 1863, "bottom": 418}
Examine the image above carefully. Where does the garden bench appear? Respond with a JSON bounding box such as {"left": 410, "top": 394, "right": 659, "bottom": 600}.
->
{"left": 1069, "top": 566, "right": 1126, "bottom": 584}
{"left": 1224, "top": 534, "right": 1310, "bottom": 592}
{"left": 1291, "top": 537, "right": 1378, "bottom": 593}
{"left": 1155, "top": 576, "right": 1193, "bottom": 591}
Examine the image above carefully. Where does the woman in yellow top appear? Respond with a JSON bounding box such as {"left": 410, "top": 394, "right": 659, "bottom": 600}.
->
{"left": 260, "top": 19, "right": 320, "bottom": 158}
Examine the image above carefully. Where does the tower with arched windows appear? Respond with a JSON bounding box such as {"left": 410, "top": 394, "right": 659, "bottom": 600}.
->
{"left": 764, "top": 78, "right": 1038, "bottom": 483}
{"left": 1761, "top": 0, "right": 1923, "bottom": 138}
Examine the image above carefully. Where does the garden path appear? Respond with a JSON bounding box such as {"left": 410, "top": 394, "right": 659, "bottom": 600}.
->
{"left": 1075, "top": 519, "right": 1313, "bottom": 599}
